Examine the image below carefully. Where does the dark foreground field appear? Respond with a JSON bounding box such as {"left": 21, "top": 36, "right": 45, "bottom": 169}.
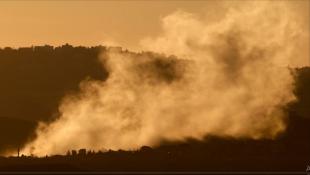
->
{"left": 0, "top": 111, "right": 309, "bottom": 172}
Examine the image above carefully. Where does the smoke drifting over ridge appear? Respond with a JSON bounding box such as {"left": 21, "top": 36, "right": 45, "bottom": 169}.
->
{"left": 22, "top": 2, "right": 305, "bottom": 156}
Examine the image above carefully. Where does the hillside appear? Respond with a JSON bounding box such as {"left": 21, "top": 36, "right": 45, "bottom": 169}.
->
{"left": 0, "top": 45, "right": 309, "bottom": 155}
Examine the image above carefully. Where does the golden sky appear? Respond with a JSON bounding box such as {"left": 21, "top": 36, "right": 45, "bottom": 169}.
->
{"left": 0, "top": 0, "right": 309, "bottom": 52}
{"left": 0, "top": 1, "right": 211, "bottom": 49}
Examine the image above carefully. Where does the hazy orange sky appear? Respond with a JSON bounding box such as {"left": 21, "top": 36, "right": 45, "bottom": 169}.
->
{"left": 0, "top": 1, "right": 309, "bottom": 59}
{"left": 0, "top": 1, "right": 214, "bottom": 49}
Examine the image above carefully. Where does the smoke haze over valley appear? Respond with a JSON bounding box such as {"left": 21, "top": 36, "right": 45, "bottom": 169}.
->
{"left": 0, "top": 1, "right": 309, "bottom": 172}
{"left": 12, "top": 1, "right": 308, "bottom": 156}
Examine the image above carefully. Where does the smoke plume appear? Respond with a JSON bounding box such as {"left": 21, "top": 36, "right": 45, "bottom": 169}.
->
{"left": 22, "top": 2, "right": 304, "bottom": 156}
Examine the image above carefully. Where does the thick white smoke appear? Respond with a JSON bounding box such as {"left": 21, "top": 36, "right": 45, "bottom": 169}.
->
{"left": 22, "top": 2, "right": 304, "bottom": 156}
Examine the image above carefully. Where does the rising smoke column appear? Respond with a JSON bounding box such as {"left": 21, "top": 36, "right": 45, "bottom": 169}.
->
{"left": 22, "top": 2, "right": 304, "bottom": 156}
